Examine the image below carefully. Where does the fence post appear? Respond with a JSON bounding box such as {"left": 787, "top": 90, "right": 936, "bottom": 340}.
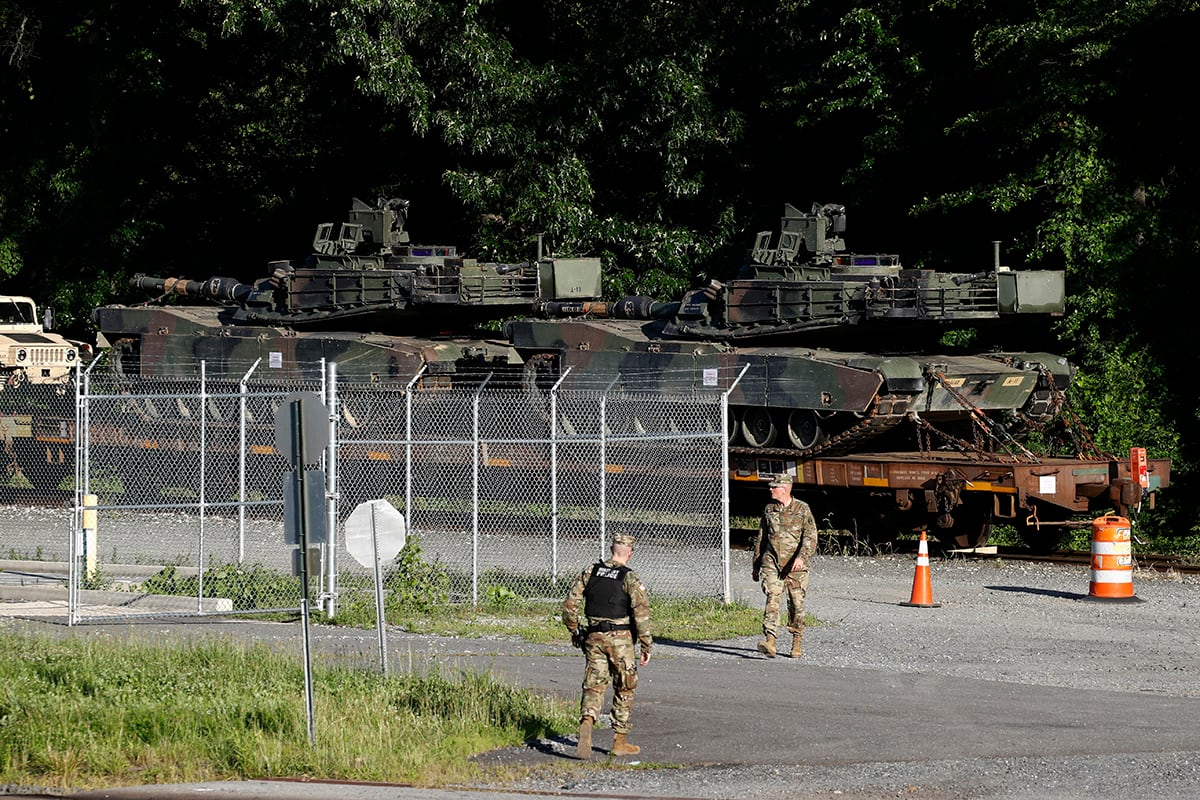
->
{"left": 599, "top": 375, "right": 620, "bottom": 559}
{"left": 549, "top": 367, "right": 572, "bottom": 582}
{"left": 237, "top": 359, "right": 261, "bottom": 563}
{"left": 722, "top": 364, "right": 751, "bottom": 603}
{"left": 403, "top": 366, "right": 426, "bottom": 539}
{"left": 70, "top": 353, "right": 103, "bottom": 626}
{"left": 324, "top": 360, "right": 339, "bottom": 617}
{"left": 471, "top": 374, "right": 493, "bottom": 605}
{"left": 198, "top": 360, "right": 208, "bottom": 612}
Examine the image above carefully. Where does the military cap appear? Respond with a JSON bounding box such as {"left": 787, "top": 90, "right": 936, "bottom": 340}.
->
{"left": 768, "top": 476, "right": 793, "bottom": 489}
{"left": 613, "top": 533, "right": 635, "bottom": 547}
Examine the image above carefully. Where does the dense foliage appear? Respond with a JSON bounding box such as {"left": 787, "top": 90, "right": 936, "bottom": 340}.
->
{"left": 1, "top": 0, "right": 1195, "bottom": 536}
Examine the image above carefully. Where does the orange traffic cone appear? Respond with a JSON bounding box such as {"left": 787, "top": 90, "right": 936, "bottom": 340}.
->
{"left": 901, "top": 531, "right": 940, "bottom": 608}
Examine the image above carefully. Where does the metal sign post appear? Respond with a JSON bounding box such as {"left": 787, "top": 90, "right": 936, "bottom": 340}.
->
{"left": 275, "top": 391, "right": 329, "bottom": 746}
{"left": 345, "top": 499, "right": 406, "bottom": 675}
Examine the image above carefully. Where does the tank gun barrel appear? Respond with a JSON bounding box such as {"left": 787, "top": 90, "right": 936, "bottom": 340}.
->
{"left": 539, "top": 296, "right": 679, "bottom": 321}
{"left": 131, "top": 275, "right": 254, "bottom": 304}
{"left": 951, "top": 271, "right": 993, "bottom": 286}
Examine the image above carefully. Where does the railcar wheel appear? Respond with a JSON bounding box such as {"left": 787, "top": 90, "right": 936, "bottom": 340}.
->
{"left": 935, "top": 500, "right": 993, "bottom": 549}
{"left": 630, "top": 406, "right": 680, "bottom": 437}
{"left": 835, "top": 509, "right": 899, "bottom": 548}
{"left": 786, "top": 409, "right": 828, "bottom": 450}
{"left": 1013, "top": 505, "right": 1072, "bottom": 553}
{"left": 740, "top": 408, "right": 777, "bottom": 448}
{"left": 555, "top": 407, "right": 582, "bottom": 437}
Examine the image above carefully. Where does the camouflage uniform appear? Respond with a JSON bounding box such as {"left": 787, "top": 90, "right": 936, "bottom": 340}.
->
{"left": 752, "top": 483, "right": 818, "bottom": 655}
{"left": 562, "top": 540, "right": 652, "bottom": 737}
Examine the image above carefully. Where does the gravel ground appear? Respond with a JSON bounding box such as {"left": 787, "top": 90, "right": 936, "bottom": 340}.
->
{"left": 472, "top": 550, "right": 1200, "bottom": 800}
{"left": 3, "top": 545, "right": 1199, "bottom": 800}
{"left": 779, "top": 551, "right": 1200, "bottom": 698}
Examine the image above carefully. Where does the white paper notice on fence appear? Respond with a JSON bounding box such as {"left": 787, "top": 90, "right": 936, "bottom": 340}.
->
{"left": 703, "top": 368, "right": 718, "bottom": 386}
{"left": 269, "top": 351, "right": 283, "bottom": 368}
{"left": 1039, "top": 474, "right": 1056, "bottom": 494}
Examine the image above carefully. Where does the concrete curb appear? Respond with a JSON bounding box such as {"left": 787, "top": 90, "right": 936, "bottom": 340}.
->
{"left": 0, "top": 584, "right": 232, "bottom": 613}
{"left": 0, "top": 559, "right": 199, "bottom": 578}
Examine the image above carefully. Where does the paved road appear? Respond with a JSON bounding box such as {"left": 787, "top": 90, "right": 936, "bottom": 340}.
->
{"left": 3, "top": 552, "right": 1199, "bottom": 799}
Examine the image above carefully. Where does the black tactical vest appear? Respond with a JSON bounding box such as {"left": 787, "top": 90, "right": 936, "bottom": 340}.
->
{"left": 583, "top": 562, "right": 632, "bottom": 619}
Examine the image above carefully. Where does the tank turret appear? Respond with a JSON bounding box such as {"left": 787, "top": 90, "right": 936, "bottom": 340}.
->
{"left": 536, "top": 202, "right": 1065, "bottom": 342}
{"left": 120, "top": 199, "right": 601, "bottom": 331}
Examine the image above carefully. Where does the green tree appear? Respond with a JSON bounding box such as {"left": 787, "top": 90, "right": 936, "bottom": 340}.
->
{"left": 0, "top": 0, "right": 430, "bottom": 331}
{"left": 904, "top": 0, "right": 1197, "bottom": 522}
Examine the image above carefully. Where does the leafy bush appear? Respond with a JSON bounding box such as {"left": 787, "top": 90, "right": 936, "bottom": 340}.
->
{"left": 382, "top": 534, "right": 450, "bottom": 613}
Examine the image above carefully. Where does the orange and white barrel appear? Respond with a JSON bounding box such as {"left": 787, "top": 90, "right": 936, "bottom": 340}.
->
{"left": 1088, "top": 515, "right": 1135, "bottom": 600}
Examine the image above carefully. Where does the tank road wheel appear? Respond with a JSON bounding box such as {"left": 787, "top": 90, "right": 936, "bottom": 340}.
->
{"left": 141, "top": 397, "right": 163, "bottom": 420}
{"left": 786, "top": 409, "right": 828, "bottom": 451}
{"left": 740, "top": 407, "right": 778, "bottom": 448}
{"left": 728, "top": 407, "right": 742, "bottom": 443}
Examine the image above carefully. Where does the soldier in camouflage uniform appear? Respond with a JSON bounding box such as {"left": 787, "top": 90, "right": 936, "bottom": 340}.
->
{"left": 752, "top": 476, "right": 819, "bottom": 659}
{"left": 562, "top": 533, "right": 652, "bottom": 760}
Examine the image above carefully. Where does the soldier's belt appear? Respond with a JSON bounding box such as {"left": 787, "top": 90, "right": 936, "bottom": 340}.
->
{"left": 588, "top": 621, "right": 632, "bottom": 633}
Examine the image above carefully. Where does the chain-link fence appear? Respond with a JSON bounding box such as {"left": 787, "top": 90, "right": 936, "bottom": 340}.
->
{"left": 0, "top": 357, "right": 730, "bottom": 624}
{"left": 335, "top": 379, "right": 728, "bottom": 612}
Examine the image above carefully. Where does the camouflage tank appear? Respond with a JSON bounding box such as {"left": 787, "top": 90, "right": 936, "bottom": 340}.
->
{"left": 94, "top": 197, "right": 602, "bottom": 385}
{"left": 509, "top": 202, "right": 1071, "bottom": 458}
{"left": 98, "top": 198, "right": 1069, "bottom": 448}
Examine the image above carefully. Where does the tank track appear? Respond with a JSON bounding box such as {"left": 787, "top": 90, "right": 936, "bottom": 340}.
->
{"left": 729, "top": 394, "right": 911, "bottom": 459}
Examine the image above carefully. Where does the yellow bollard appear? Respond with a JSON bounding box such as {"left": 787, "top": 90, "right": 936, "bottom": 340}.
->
{"left": 82, "top": 493, "right": 98, "bottom": 583}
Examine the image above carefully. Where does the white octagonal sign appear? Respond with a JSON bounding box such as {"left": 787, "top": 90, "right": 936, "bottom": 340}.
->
{"left": 344, "top": 499, "right": 406, "bottom": 568}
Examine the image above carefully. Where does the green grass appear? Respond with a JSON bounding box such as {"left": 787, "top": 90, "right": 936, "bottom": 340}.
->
{"left": 0, "top": 587, "right": 765, "bottom": 791}
{"left": 0, "top": 630, "right": 575, "bottom": 790}
{"left": 332, "top": 594, "right": 762, "bottom": 643}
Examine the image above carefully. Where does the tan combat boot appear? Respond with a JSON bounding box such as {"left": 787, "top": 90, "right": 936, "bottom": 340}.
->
{"left": 577, "top": 717, "right": 593, "bottom": 760}
{"left": 756, "top": 633, "right": 777, "bottom": 658}
{"left": 790, "top": 633, "right": 803, "bottom": 659}
{"left": 612, "top": 732, "right": 641, "bottom": 756}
